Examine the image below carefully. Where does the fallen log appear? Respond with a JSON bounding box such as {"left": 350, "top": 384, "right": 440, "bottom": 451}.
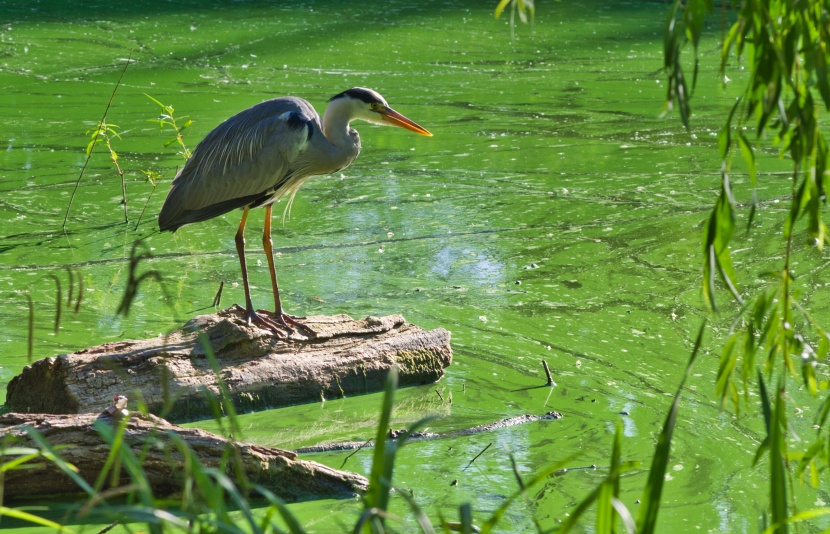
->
{"left": 0, "top": 411, "right": 367, "bottom": 501}
{"left": 6, "top": 309, "right": 452, "bottom": 422}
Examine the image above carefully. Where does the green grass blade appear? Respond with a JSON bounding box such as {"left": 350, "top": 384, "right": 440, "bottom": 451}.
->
{"left": 480, "top": 458, "right": 575, "bottom": 533}
{"left": 198, "top": 333, "right": 243, "bottom": 440}
{"left": 0, "top": 506, "right": 77, "bottom": 532}
{"left": 396, "top": 485, "right": 435, "bottom": 534}
{"left": 364, "top": 365, "right": 399, "bottom": 523}
{"left": 92, "top": 415, "right": 129, "bottom": 492}
{"left": 636, "top": 319, "right": 706, "bottom": 534}
{"left": 254, "top": 484, "right": 308, "bottom": 534}
{"left": 24, "top": 426, "right": 95, "bottom": 496}
{"left": 459, "top": 503, "right": 473, "bottom": 534}
{"left": 762, "top": 507, "right": 830, "bottom": 534}
{"left": 93, "top": 419, "right": 161, "bottom": 534}
{"left": 596, "top": 421, "right": 623, "bottom": 532}
{"left": 611, "top": 497, "right": 636, "bottom": 534}
{"left": 204, "top": 467, "right": 259, "bottom": 534}
{"left": 557, "top": 485, "right": 602, "bottom": 532}
{"left": 107, "top": 505, "right": 191, "bottom": 530}
{"left": 0, "top": 448, "right": 44, "bottom": 472}
{"left": 167, "top": 432, "right": 233, "bottom": 525}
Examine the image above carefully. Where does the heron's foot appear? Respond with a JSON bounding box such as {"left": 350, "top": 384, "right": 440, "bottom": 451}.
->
{"left": 257, "top": 309, "right": 318, "bottom": 338}
{"left": 231, "top": 304, "right": 292, "bottom": 338}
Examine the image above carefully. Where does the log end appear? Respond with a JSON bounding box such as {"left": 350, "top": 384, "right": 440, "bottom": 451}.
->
{"left": 6, "top": 357, "right": 78, "bottom": 414}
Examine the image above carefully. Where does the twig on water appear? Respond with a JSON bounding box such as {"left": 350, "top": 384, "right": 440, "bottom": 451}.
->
{"left": 212, "top": 281, "right": 224, "bottom": 307}
{"left": 542, "top": 359, "right": 554, "bottom": 386}
{"left": 339, "top": 438, "right": 373, "bottom": 469}
{"left": 435, "top": 388, "right": 445, "bottom": 403}
{"left": 96, "top": 520, "right": 120, "bottom": 534}
{"left": 468, "top": 442, "right": 493, "bottom": 466}
{"left": 62, "top": 50, "right": 133, "bottom": 229}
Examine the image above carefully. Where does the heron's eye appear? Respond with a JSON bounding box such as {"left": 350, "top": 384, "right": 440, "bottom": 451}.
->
{"left": 371, "top": 103, "right": 383, "bottom": 112}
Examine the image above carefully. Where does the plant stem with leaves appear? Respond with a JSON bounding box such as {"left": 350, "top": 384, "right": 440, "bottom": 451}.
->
{"left": 145, "top": 94, "right": 192, "bottom": 161}
{"left": 86, "top": 122, "right": 127, "bottom": 223}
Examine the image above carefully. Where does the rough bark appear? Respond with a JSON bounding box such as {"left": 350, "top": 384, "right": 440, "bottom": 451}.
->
{"left": 6, "top": 309, "right": 452, "bottom": 422}
{"left": 0, "top": 411, "right": 367, "bottom": 501}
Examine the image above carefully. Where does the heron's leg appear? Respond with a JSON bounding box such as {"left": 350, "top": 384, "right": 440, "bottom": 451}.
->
{"left": 235, "top": 206, "right": 255, "bottom": 315}
{"left": 262, "top": 204, "right": 286, "bottom": 316}
{"left": 261, "top": 204, "right": 318, "bottom": 337}
{"left": 233, "top": 207, "right": 288, "bottom": 336}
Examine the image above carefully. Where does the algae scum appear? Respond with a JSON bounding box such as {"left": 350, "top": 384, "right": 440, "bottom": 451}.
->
{"left": 1, "top": 0, "right": 828, "bottom": 531}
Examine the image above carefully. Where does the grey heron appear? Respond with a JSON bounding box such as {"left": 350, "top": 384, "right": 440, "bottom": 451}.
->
{"left": 158, "top": 88, "right": 432, "bottom": 336}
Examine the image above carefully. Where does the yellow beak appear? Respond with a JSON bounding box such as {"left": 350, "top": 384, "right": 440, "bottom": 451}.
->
{"left": 379, "top": 107, "right": 433, "bottom": 137}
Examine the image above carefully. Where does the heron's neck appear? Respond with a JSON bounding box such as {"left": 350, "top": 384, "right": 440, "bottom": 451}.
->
{"left": 322, "top": 99, "right": 357, "bottom": 148}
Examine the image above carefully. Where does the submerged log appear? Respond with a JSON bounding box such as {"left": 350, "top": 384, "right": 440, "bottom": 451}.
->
{"left": 6, "top": 309, "right": 452, "bottom": 422}
{"left": 0, "top": 411, "right": 367, "bottom": 500}
{"left": 295, "top": 412, "right": 564, "bottom": 453}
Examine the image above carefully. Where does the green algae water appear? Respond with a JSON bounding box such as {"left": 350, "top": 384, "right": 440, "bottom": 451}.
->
{"left": 1, "top": 0, "right": 828, "bottom": 532}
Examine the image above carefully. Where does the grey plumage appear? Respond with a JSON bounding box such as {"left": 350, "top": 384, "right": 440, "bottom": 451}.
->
{"left": 158, "top": 96, "right": 357, "bottom": 232}
{"left": 156, "top": 87, "right": 431, "bottom": 335}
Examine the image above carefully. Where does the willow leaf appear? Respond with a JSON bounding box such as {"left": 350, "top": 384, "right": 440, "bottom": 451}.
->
{"left": 715, "top": 333, "right": 740, "bottom": 409}
{"left": 768, "top": 380, "right": 789, "bottom": 533}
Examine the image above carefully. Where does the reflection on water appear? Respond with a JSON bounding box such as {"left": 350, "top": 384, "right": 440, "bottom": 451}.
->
{"left": 0, "top": 0, "right": 825, "bottom": 531}
{"left": 429, "top": 245, "right": 505, "bottom": 286}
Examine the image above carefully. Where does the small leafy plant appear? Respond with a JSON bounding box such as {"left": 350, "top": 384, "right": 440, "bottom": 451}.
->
{"left": 145, "top": 94, "right": 192, "bottom": 160}
{"left": 494, "top": 0, "right": 535, "bottom": 40}
{"left": 86, "top": 121, "right": 128, "bottom": 223}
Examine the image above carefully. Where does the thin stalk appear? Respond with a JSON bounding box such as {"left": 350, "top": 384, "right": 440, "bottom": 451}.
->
{"left": 65, "top": 266, "right": 74, "bottom": 307}
{"left": 469, "top": 442, "right": 492, "bottom": 465}
{"left": 106, "top": 132, "right": 128, "bottom": 223}
{"left": 46, "top": 274, "right": 62, "bottom": 334}
{"left": 62, "top": 51, "right": 132, "bottom": 229}
{"left": 134, "top": 180, "right": 158, "bottom": 231}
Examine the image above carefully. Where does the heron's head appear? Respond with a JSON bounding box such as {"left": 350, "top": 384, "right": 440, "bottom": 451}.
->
{"left": 328, "top": 87, "right": 432, "bottom": 136}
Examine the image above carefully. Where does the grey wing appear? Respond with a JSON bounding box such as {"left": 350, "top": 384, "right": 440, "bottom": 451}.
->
{"left": 158, "top": 97, "right": 317, "bottom": 232}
